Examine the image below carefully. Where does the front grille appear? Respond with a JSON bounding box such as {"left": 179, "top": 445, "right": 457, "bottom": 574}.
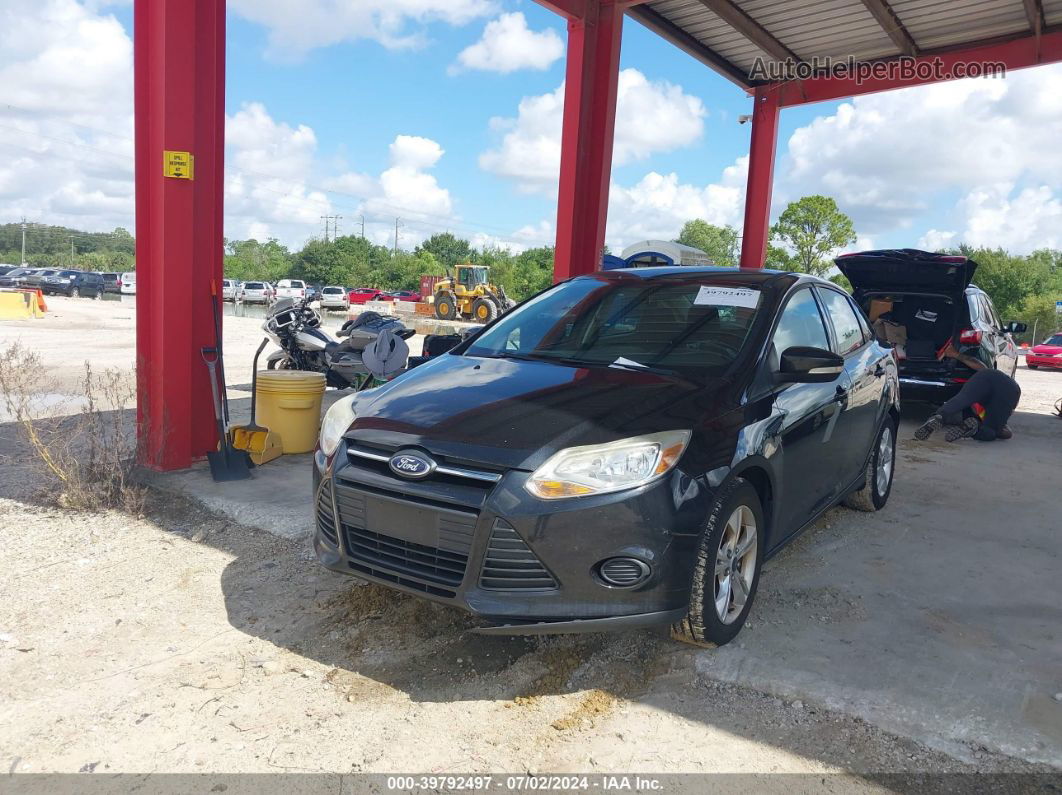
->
{"left": 315, "top": 480, "right": 338, "bottom": 546}
{"left": 334, "top": 482, "right": 475, "bottom": 599}
{"left": 479, "top": 520, "right": 556, "bottom": 591}
{"left": 344, "top": 526, "right": 468, "bottom": 597}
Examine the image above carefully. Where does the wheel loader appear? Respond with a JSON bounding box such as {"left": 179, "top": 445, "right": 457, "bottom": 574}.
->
{"left": 432, "top": 263, "right": 515, "bottom": 323}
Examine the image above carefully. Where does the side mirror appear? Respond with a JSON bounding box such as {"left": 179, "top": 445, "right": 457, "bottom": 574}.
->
{"left": 1004, "top": 321, "right": 1027, "bottom": 334}
{"left": 777, "top": 346, "right": 845, "bottom": 384}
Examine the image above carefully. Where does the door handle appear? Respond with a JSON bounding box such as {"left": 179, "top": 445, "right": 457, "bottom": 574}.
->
{"left": 874, "top": 362, "right": 886, "bottom": 377}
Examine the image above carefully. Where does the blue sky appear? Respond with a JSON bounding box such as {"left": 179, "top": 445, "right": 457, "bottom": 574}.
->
{"left": 2, "top": 0, "right": 1061, "bottom": 256}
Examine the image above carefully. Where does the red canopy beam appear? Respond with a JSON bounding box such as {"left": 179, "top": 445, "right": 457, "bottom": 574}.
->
{"left": 738, "top": 86, "right": 780, "bottom": 269}
{"left": 551, "top": 0, "right": 625, "bottom": 280}
{"left": 134, "top": 0, "right": 226, "bottom": 470}
{"left": 774, "top": 28, "right": 1062, "bottom": 107}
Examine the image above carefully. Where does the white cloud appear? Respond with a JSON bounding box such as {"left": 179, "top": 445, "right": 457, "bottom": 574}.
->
{"left": 228, "top": 0, "right": 495, "bottom": 60}
{"left": 778, "top": 65, "right": 1062, "bottom": 241}
{"left": 917, "top": 229, "right": 957, "bottom": 252}
{"left": 450, "top": 12, "right": 563, "bottom": 75}
{"left": 0, "top": 0, "right": 134, "bottom": 233}
{"left": 480, "top": 69, "right": 707, "bottom": 193}
{"left": 955, "top": 184, "right": 1062, "bottom": 251}
{"left": 605, "top": 157, "right": 748, "bottom": 251}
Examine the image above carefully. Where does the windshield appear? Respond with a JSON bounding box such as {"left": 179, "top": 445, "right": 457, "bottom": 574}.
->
{"left": 465, "top": 275, "right": 762, "bottom": 377}
{"left": 245, "top": 282, "right": 264, "bottom": 289}
{"left": 1044, "top": 334, "right": 1062, "bottom": 346}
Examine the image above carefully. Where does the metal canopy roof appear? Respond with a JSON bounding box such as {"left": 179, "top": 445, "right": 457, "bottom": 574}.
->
{"left": 628, "top": 0, "right": 1062, "bottom": 90}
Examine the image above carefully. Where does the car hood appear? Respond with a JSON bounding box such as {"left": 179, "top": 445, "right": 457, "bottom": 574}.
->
{"left": 1031, "top": 344, "right": 1062, "bottom": 354}
{"left": 836, "top": 249, "right": 977, "bottom": 297}
{"left": 346, "top": 354, "right": 734, "bottom": 470}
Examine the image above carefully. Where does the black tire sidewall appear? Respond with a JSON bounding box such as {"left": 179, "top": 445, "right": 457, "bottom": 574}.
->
{"left": 689, "top": 479, "right": 765, "bottom": 646}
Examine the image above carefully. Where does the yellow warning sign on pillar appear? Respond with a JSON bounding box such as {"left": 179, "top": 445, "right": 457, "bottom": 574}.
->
{"left": 163, "top": 150, "right": 194, "bottom": 180}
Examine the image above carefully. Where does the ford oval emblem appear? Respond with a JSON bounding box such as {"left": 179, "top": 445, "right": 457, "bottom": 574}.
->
{"left": 388, "top": 451, "right": 435, "bottom": 480}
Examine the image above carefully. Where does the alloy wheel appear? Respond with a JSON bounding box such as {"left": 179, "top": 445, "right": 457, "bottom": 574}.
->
{"left": 714, "top": 505, "right": 757, "bottom": 624}
{"left": 875, "top": 425, "right": 894, "bottom": 495}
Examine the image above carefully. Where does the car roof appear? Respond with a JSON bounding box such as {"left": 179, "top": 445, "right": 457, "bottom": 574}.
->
{"left": 582, "top": 266, "right": 808, "bottom": 288}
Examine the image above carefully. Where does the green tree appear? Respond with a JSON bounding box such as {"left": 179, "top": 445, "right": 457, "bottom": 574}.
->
{"left": 1016, "top": 294, "right": 1061, "bottom": 345}
{"left": 957, "top": 245, "right": 1055, "bottom": 321}
{"left": 224, "top": 238, "right": 294, "bottom": 282}
{"left": 675, "top": 220, "right": 740, "bottom": 266}
{"left": 770, "top": 196, "right": 857, "bottom": 276}
{"left": 414, "top": 232, "right": 473, "bottom": 271}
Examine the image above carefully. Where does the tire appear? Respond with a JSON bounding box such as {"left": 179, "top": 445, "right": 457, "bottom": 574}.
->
{"left": 93, "top": 291, "right": 102, "bottom": 300}
{"left": 472, "top": 297, "right": 498, "bottom": 324}
{"left": 71, "top": 287, "right": 80, "bottom": 298}
{"left": 266, "top": 356, "right": 295, "bottom": 371}
{"left": 1027, "top": 364, "right": 1039, "bottom": 370}
{"left": 843, "top": 417, "right": 897, "bottom": 512}
{"left": 672, "top": 478, "right": 764, "bottom": 648}
{"left": 435, "top": 293, "right": 457, "bottom": 321}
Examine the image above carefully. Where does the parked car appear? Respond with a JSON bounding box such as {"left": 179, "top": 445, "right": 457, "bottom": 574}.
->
{"left": 386, "top": 290, "right": 421, "bottom": 303}
{"left": 836, "top": 249, "right": 1024, "bottom": 402}
{"left": 239, "top": 281, "right": 274, "bottom": 304}
{"left": 42, "top": 271, "right": 105, "bottom": 299}
{"left": 1026, "top": 332, "right": 1062, "bottom": 370}
{"left": 347, "top": 287, "right": 384, "bottom": 305}
{"left": 222, "top": 279, "right": 239, "bottom": 301}
{"left": 0, "top": 267, "right": 38, "bottom": 288}
{"left": 0, "top": 265, "right": 18, "bottom": 276}
{"left": 39, "top": 269, "right": 82, "bottom": 295}
{"left": 307, "top": 284, "right": 323, "bottom": 302}
{"left": 100, "top": 272, "right": 122, "bottom": 294}
{"left": 319, "top": 286, "right": 350, "bottom": 311}
{"left": 24, "top": 268, "right": 58, "bottom": 288}
{"left": 275, "top": 279, "right": 308, "bottom": 300}
{"left": 313, "top": 267, "right": 899, "bottom": 646}
{"left": 120, "top": 272, "right": 137, "bottom": 295}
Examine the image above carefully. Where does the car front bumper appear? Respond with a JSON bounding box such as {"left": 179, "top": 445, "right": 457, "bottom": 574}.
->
{"left": 312, "top": 441, "right": 713, "bottom": 633}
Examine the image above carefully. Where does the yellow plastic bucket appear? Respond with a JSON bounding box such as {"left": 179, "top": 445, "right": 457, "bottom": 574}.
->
{"left": 254, "top": 371, "right": 327, "bottom": 455}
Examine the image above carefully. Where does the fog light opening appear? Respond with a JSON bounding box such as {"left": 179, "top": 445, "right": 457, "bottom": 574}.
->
{"left": 596, "top": 557, "right": 651, "bottom": 589}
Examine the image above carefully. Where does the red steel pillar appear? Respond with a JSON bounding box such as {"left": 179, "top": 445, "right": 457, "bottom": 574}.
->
{"left": 134, "top": 0, "right": 226, "bottom": 470}
{"left": 553, "top": 0, "right": 624, "bottom": 281}
{"left": 739, "top": 86, "right": 781, "bottom": 269}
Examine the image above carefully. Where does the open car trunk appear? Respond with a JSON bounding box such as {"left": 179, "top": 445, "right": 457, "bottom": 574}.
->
{"left": 836, "top": 249, "right": 979, "bottom": 384}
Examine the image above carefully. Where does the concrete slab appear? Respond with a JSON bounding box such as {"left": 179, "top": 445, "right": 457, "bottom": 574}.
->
{"left": 694, "top": 393, "right": 1062, "bottom": 767}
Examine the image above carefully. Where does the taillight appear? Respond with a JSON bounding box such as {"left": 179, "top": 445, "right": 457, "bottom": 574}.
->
{"left": 959, "top": 329, "right": 983, "bottom": 345}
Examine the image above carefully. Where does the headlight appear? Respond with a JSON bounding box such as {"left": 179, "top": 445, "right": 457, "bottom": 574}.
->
{"left": 318, "top": 394, "right": 357, "bottom": 457}
{"left": 525, "top": 430, "right": 691, "bottom": 500}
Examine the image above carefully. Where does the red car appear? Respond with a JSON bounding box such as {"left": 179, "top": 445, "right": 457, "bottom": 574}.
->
{"left": 386, "top": 290, "right": 421, "bottom": 303}
{"left": 347, "top": 287, "right": 384, "bottom": 305}
{"left": 1026, "top": 333, "right": 1062, "bottom": 370}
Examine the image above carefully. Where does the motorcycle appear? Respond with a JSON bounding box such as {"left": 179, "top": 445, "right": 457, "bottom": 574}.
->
{"left": 262, "top": 298, "right": 415, "bottom": 390}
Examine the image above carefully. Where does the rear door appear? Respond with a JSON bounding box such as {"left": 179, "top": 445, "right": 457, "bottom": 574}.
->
{"left": 816, "top": 287, "right": 888, "bottom": 488}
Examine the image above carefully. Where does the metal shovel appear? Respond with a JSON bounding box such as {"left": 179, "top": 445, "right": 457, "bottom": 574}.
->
{"left": 202, "top": 346, "right": 251, "bottom": 481}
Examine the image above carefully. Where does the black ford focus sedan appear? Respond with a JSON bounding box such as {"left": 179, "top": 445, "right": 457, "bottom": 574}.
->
{"left": 313, "top": 268, "right": 899, "bottom": 646}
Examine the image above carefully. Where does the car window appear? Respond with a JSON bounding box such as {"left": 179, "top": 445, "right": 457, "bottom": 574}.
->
{"left": 290, "top": 280, "right": 305, "bottom": 288}
{"left": 245, "top": 282, "right": 264, "bottom": 289}
{"left": 772, "top": 288, "right": 830, "bottom": 354}
{"left": 818, "top": 288, "right": 865, "bottom": 355}
{"left": 467, "top": 276, "right": 762, "bottom": 377}
{"left": 1044, "top": 334, "right": 1062, "bottom": 345}
{"left": 981, "top": 295, "right": 1002, "bottom": 329}
{"left": 849, "top": 294, "right": 872, "bottom": 343}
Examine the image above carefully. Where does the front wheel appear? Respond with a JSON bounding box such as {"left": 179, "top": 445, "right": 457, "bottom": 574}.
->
{"left": 1027, "top": 363, "right": 1039, "bottom": 370}
{"left": 843, "top": 417, "right": 896, "bottom": 512}
{"left": 435, "top": 294, "right": 456, "bottom": 320}
{"left": 71, "top": 287, "right": 80, "bottom": 298}
{"left": 267, "top": 355, "right": 296, "bottom": 370}
{"left": 472, "top": 297, "right": 498, "bottom": 323}
{"left": 672, "top": 479, "right": 764, "bottom": 648}
{"left": 93, "top": 291, "right": 102, "bottom": 300}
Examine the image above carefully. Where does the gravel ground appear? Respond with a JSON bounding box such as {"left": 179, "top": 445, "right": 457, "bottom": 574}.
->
{"left": 1, "top": 297, "right": 1060, "bottom": 781}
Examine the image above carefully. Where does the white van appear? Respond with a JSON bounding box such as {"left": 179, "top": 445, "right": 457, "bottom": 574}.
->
{"left": 120, "top": 272, "right": 137, "bottom": 295}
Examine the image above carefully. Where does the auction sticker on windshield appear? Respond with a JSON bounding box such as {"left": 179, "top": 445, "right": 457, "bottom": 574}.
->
{"left": 694, "top": 285, "right": 759, "bottom": 308}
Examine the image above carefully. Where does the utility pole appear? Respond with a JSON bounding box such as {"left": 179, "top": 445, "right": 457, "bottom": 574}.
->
{"left": 20, "top": 218, "right": 27, "bottom": 264}
{"left": 393, "top": 218, "right": 401, "bottom": 257}
{"left": 68, "top": 236, "right": 75, "bottom": 264}
{"left": 333, "top": 215, "right": 342, "bottom": 240}
{"left": 359, "top": 215, "right": 365, "bottom": 239}
{"left": 320, "top": 215, "right": 330, "bottom": 242}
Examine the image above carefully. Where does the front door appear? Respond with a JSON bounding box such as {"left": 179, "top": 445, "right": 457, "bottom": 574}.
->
{"left": 767, "top": 287, "right": 854, "bottom": 539}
